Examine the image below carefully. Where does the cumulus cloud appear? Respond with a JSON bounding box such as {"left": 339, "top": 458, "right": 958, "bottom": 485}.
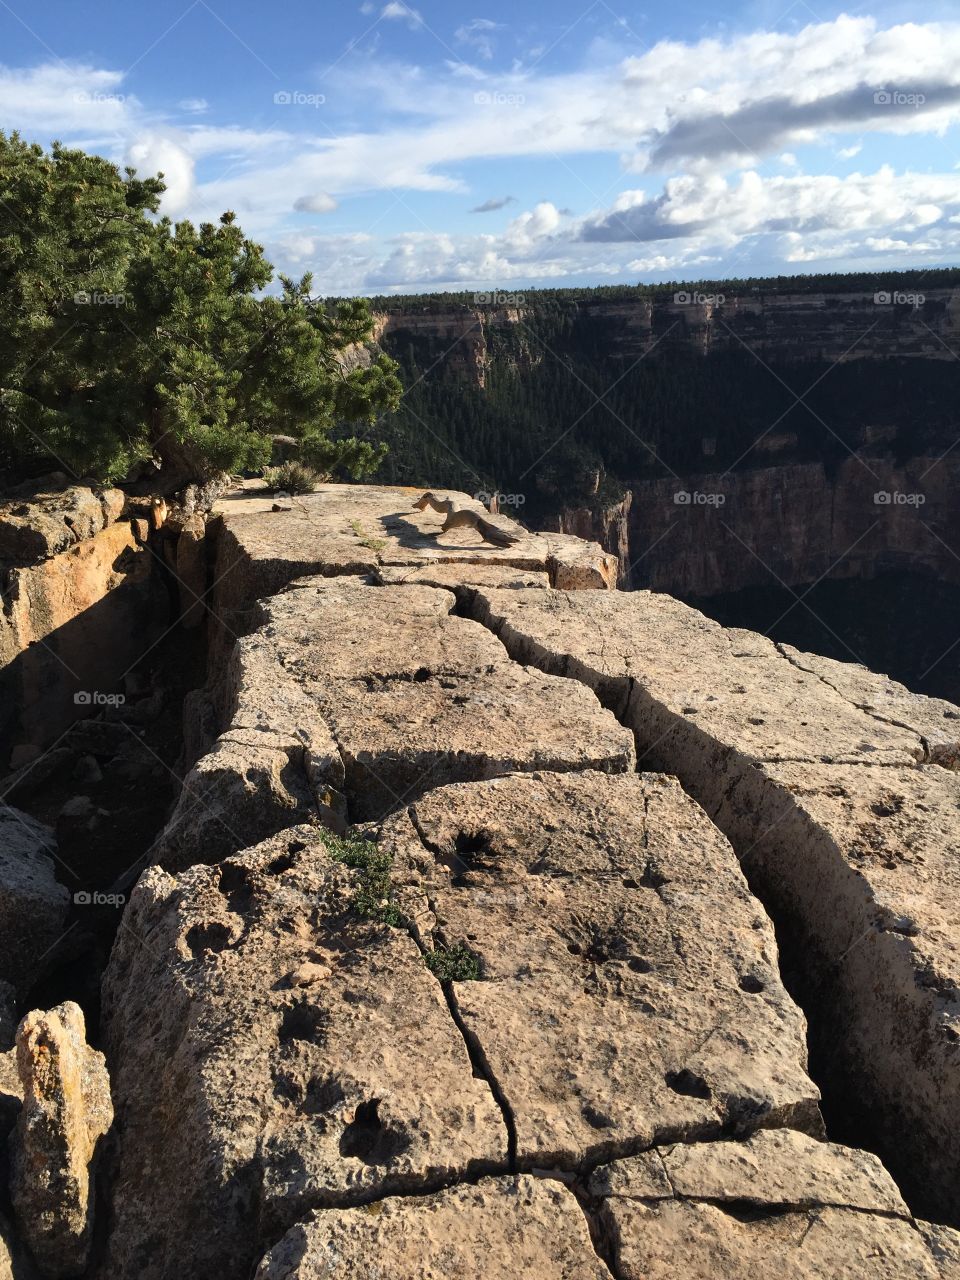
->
{"left": 124, "top": 135, "right": 196, "bottom": 214}
{"left": 579, "top": 168, "right": 960, "bottom": 246}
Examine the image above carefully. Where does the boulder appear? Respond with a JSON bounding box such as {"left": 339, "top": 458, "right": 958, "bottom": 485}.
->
{"left": 0, "top": 808, "right": 69, "bottom": 991}
{"left": 10, "top": 1002, "right": 112, "bottom": 1279}
{"left": 255, "top": 1175, "right": 609, "bottom": 1280}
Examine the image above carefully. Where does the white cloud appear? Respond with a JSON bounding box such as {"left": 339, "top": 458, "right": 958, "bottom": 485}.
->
{"left": 381, "top": 2, "right": 422, "bottom": 28}
{"left": 124, "top": 135, "right": 195, "bottom": 214}
{"left": 178, "top": 97, "right": 209, "bottom": 114}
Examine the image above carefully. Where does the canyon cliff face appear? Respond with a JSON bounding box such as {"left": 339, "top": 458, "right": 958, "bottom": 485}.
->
{"left": 561, "top": 455, "right": 960, "bottom": 595}
{"left": 371, "top": 288, "right": 960, "bottom": 603}
{"left": 374, "top": 288, "right": 960, "bottom": 389}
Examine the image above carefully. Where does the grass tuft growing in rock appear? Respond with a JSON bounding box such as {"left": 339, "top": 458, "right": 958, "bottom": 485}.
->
{"left": 263, "top": 461, "right": 323, "bottom": 494}
{"left": 349, "top": 518, "right": 387, "bottom": 553}
{"left": 320, "top": 832, "right": 406, "bottom": 927}
{"left": 425, "top": 943, "right": 483, "bottom": 982}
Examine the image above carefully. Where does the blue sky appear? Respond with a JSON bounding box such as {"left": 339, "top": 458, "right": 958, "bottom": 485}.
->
{"left": 3, "top": 0, "right": 960, "bottom": 293}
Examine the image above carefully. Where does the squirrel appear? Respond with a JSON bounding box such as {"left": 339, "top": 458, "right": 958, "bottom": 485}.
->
{"left": 413, "top": 492, "right": 520, "bottom": 549}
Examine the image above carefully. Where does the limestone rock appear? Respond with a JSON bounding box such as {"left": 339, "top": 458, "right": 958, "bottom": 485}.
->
{"left": 208, "top": 484, "right": 614, "bottom": 641}
{"left": 0, "top": 487, "right": 106, "bottom": 565}
{"left": 0, "top": 521, "right": 160, "bottom": 754}
{"left": 100, "top": 827, "right": 505, "bottom": 1280}
{"left": 381, "top": 769, "right": 820, "bottom": 1168}
{"left": 781, "top": 643, "right": 960, "bottom": 769}
{"left": 151, "top": 581, "right": 632, "bottom": 866}
{"left": 466, "top": 585, "right": 960, "bottom": 1219}
{"left": 471, "top": 588, "right": 924, "bottom": 766}
{"left": 10, "top": 1002, "right": 113, "bottom": 1278}
{"left": 0, "top": 808, "right": 69, "bottom": 991}
{"left": 593, "top": 1129, "right": 959, "bottom": 1279}
{"left": 175, "top": 512, "right": 207, "bottom": 628}
{"left": 374, "top": 563, "right": 550, "bottom": 590}
{"left": 254, "top": 1175, "right": 609, "bottom": 1280}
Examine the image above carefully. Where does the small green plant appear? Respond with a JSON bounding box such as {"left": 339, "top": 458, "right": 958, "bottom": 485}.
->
{"left": 321, "top": 832, "right": 405, "bottom": 927}
{"left": 349, "top": 518, "right": 387, "bottom": 553}
{"left": 263, "top": 461, "right": 323, "bottom": 494}
{"left": 425, "top": 943, "right": 483, "bottom": 982}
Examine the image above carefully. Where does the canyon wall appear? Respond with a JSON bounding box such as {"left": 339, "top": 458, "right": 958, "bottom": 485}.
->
{"left": 555, "top": 454, "right": 960, "bottom": 594}
{"left": 374, "top": 288, "right": 960, "bottom": 380}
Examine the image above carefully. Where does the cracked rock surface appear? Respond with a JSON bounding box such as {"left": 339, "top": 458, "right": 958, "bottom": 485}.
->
{"left": 153, "top": 580, "right": 633, "bottom": 867}
{"left": 100, "top": 826, "right": 505, "bottom": 1280}
{"left": 780, "top": 643, "right": 960, "bottom": 769}
{"left": 467, "top": 586, "right": 960, "bottom": 1222}
{"left": 209, "top": 485, "right": 616, "bottom": 635}
{"left": 383, "top": 769, "right": 821, "bottom": 1167}
{"left": 254, "top": 1175, "right": 609, "bottom": 1280}
{"left": 591, "top": 1129, "right": 960, "bottom": 1279}
{"left": 101, "top": 768, "right": 820, "bottom": 1280}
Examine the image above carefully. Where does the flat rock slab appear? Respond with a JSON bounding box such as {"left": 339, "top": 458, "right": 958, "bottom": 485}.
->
{"left": 153, "top": 581, "right": 633, "bottom": 866}
{"left": 592, "top": 1129, "right": 960, "bottom": 1279}
{"left": 254, "top": 1175, "right": 609, "bottom": 1280}
{"left": 210, "top": 485, "right": 615, "bottom": 625}
{"left": 782, "top": 644, "right": 960, "bottom": 769}
{"left": 381, "top": 769, "right": 820, "bottom": 1168}
{"left": 467, "top": 587, "right": 960, "bottom": 1223}
{"left": 472, "top": 588, "right": 924, "bottom": 766}
{"left": 0, "top": 806, "right": 69, "bottom": 991}
{"left": 101, "top": 827, "right": 506, "bottom": 1280}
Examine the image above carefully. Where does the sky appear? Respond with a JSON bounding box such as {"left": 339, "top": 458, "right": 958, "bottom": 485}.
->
{"left": 3, "top": 0, "right": 960, "bottom": 295}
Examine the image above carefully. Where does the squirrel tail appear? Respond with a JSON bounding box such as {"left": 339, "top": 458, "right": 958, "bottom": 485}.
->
{"left": 477, "top": 515, "right": 520, "bottom": 547}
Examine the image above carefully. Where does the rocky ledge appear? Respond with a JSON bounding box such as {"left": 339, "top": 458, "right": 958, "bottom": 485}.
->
{"left": 2, "top": 483, "right": 960, "bottom": 1279}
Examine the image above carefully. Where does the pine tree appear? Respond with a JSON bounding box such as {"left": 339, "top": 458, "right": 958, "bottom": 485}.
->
{"left": 0, "top": 132, "right": 401, "bottom": 485}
